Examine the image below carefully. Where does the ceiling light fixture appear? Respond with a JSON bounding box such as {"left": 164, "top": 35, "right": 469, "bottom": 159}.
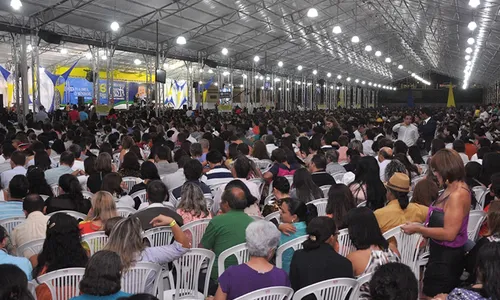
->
{"left": 355, "top": 79, "right": 359, "bottom": 83}
{"left": 313, "top": 70, "right": 317, "bottom": 75}
{"left": 221, "top": 48, "right": 228, "bottom": 55}
{"left": 10, "top": 0, "right": 22, "bottom": 10}
{"left": 361, "top": 81, "right": 366, "bottom": 84}
{"left": 368, "top": 82, "right": 372, "bottom": 86}
{"left": 253, "top": 55, "right": 260, "bottom": 62}
{"left": 60, "top": 48, "right": 68, "bottom": 54}
{"left": 176, "top": 36, "right": 187, "bottom": 45}
{"left": 327, "top": 73, "right": 331, "bottom": 78}
{"left": 85, "top": 52, "right": 92, "bottom": 59}
{"left": 134, "top": 59, "right": 141, "bottom": 65}
{"left": 398, "top": 64, "right": 403, "bottom": 69}
{"left": 208, "top": 69, "right": 213, "bottom": 74}
{"left": 110, "top": 21, "right": 120, "bottom": 31}
{"left": 469, "top": 0, "right": 480, "bottom": 8}
{"left": 101, "top": 55, "right": 107, "bottom": 61}
{"left": 266, "top": 76, "right": 270, "bottom": 80}
{"left": 465, "top": 47, "right": 473, "bottom": 54}
{"left": 375, "top": 50, "right": 382, "bottom": 57}
{"left": 332, "top": 26, "right": 342, "bottom": 34}
{"left": 365, "top": 45, "right": 372, "bottom": 52}
{"left": 337, "top": 75, "right": 342, "bottom": 79}
{"left": 465, "top": 55, "right": 471, "bottom": 60}
{"left": 467, "top": 38, "right": 475, "bottom": 45}
{"left": 278, "top": 61, "right": 283, "bottom": 67}
{"left": 297, "top": 65, "right": 303, "bottom": 71}
{"left": 351, "top": 36, "right": 360, "bottom": 43}
{"left": 26, "top": 44, "right": 32, "bottom": 52}
{"left": 385, "top": 57, "right": 392, "bottom": 63}
{"left": 259, "top": 76, "right": 263, "bottom": 80}
{"left": 346, "top": 77, "right": 351, "bottom": 81}
{"left": 242, "top": 74, "right": 247, "bottom": 79}
{"left": 468, "top": 21, "right": 477, "bottom": 31}
{"left": 307, "top": 8, "right": 318, "bottom": 17}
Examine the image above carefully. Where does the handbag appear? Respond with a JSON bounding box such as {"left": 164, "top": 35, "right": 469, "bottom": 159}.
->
{"left": 428, "top": 209, "right": 445, "bottom": 228}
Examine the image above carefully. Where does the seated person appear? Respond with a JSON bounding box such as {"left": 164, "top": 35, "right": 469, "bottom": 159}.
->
{"left": 172, "top": 159, "right": 210, "bottom": 201}
{"left": 202, "top": 150, "right": 233, "bottom": 186}
{"left": 263, "top": 148, "right": 300, "bottom": 181}
{"left": 0, "top": 174, "right": 29, "bottom": 219}
{"left": 308, "top": 154, "right": 336, "bottom": 187}
{"left": 369, "top": 263, "right": 418, "bottom": 300}
{"left": 44, "top": 174, "right": 91, "bottom": 215}
{"left": 0, "top": 225, "right": 33, "bottom": 280}
{"left": 215, "top": 220, "right": 290, "bottom": 300}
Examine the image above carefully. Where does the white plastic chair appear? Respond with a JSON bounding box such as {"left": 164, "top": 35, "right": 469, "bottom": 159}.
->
{"left": 382, "top": 225, "right": 424, "bottom": 277}
{"left": 130, "top": 190, "right": 148, "bottom": 204}
{"left": 264, "top": 194, "right": 276, "bottom": 205}
{"left": 81, "top": 231, "right": 109, "bottom": 256}
{"left": 320, "top": 185, "right": 331, "bottom": 197}
{"left": 40, "top": 194, "right": 50, "bottom": 201}
{"left": 264, "top": 211, "right": 280, "bottom": 224}
{"left": 181, "top": 219, "right": 211, "bottom": 247}
{"left": 255, "top": 160, "right": 273, "bottom": 172}
{"left": 35, "top": 267, "right": 85, "bottom": 300}
{"left": 47, "top": 210, "right": 87, "bottom": 220}
{"left": 143, "top": 226, "right": 173, "bottom": 247}
{"left": 349, "top": 272, "right": 373, "bottom": 300}
{"left": 476, "top": 189, "right": 490, "bottom": 210}
{"left": 82, "top": 191, "right": 94, "bottom": 200}
{"left": 357, "top": 201, "right": 367, "bottom": 208}
{"left": 17, "top": 237, "right": 45, "bottom": 258}
{"left": 27, "top": 281, "right": 36, "bottom": 299}
{"left": 204, "top": 194, "right": 214, "bottom": 211}
{"left": 292, "top": 278, "right": 358, "bottom": 300}
{"left": 122, "top": 177, "right": 141, "bottom": 193}
{"left": 122, "top": 262, "right": 163, "bottom": 299}
{"left": 411, "top": 174, "right": 426, "bottom": 188}
{"left": 117, "top": 206, "right": 137, "bottom": 217}
{"left": 0, "top": 216, "right": 25, "bottom": 235}
{"left": 418, "top": 164, "right": 428, "bottom": 174}
{"left": 234, "top": 286, "right": 293, "bottom": 300}
{"left": 51, "top": 184, "right": 60, "bottom": 197}
{"left": 276, "top": 235, "right": 308, "bottom": 268}
{"left": 472, "top": 186, "right": 487, "bottom": 210}
{"left": 337, "top": 229, "right": 356, "bottom": 257}
{"left": 218, "top": 243, "right": 250, "bottom": 277}
{"left": 249, "top": 178, "right": 265, "bottom": 197}
{"left": 164, "top": 248, "right": 216, "bottom": 299}
{"left": 332, "top": 172, "right": 346, "bottom": 183}
{"left": 468, "top": 210, "right": 487, "bottom": 241}
{"left": 252, "top": 215, "right": 264, "bottom": 221}
{"left": 310, "top": 198, "right": 328, "bottom": 216}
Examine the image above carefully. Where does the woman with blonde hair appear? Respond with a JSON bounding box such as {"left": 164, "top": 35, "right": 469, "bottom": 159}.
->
{"left": 104, "top": 215, "right": 190, "bottom": 293}
{"left": 176, "top": 182, "right": 212, "bottom": 225}
{"left": 79, "top": 191, "right": 118, "bottom": 234}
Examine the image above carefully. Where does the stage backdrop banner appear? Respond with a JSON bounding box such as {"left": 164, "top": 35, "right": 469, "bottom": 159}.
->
{"left": 64, "top": 78, "right": 93, "bottom": 104}
{"left": 98, "top": 80, "right": 126, "bottom": 105}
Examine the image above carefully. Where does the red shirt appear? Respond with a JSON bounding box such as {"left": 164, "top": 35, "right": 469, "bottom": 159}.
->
{"left": 68, "top": 109, "right": 80, "bottom": 121}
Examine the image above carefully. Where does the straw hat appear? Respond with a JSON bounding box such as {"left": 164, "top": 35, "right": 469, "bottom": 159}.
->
{"left": 385, "top": 172, "right": 410, "bottom": 193}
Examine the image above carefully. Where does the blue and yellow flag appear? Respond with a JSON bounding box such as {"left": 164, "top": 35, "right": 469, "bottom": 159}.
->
{"left": 447, "top": 83, "right": 455, "bottom": 107}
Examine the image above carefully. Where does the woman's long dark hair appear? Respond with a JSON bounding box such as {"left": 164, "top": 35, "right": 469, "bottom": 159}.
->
{"left": 33, "top": 213, "right": 88, "bottom": 278}
{"left": 27, "top": 166, "right": 53, "bottom": 197}
{"left": 252, "top": 140, "right": 270, "bottom": 160}
{"left": 302, "top": 216, "right": 337, "bottom": 251}
{"left": 476, "top": 242, "right": 500, "bottom": 299}
{"left": 387, "top": 187, "right": 409, "bottom": 210}
{"left": 408, "top": 146, "right": 424, "bottom": 164}
{"left": 79, "top": 250, "right": 122, "bottom": 296}
{"left": 34, "top": 151, "right": 51, "bottom": 171}
{"left": 394, "top": 153, "right": 419, "bottom": 177}
{"left": 352, "top": 156, "right": 386, "bottom": 210}
{"left": 58, "top": 174, "right": 86, "bottom": 212}
{"left": 0, "top": 264, "right": 34, "bottom": 300}
{"left": 280, "top": 197, "right": 318, "bottom": 225}
{"left": 346, "top": 207, "right": 388, "bottom": 251}
{"left": 293, "top": 168, "right": 323, "bottom": 203}
{"left": 326, "top": 184, "right": 356, "bottom": 229}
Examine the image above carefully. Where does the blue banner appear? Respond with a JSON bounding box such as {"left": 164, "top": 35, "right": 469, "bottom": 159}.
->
{"left": 64, "top": 78, "right": 93, "bottom": 105}
{"left": 98, "top": 80, "right": 126, "bottom": 105}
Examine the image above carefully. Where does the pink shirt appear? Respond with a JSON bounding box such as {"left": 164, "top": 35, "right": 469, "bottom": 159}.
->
{"left": 176, "top": 209, "right": 212, "bottom": 225}
{"left": 338, "top": 146, "right": 348, "bottom": 162}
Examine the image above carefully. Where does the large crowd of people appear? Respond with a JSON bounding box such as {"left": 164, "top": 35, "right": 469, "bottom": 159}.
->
{"left": 0, "top": 103, "right": 500, "bottom": 300}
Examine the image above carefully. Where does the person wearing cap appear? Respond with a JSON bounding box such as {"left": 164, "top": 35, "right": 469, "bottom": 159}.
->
{"left": 374, "top": 172, "right": 429, "bottom": 234}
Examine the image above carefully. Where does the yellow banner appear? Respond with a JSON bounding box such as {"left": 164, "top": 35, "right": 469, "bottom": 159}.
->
{"left": 7, "top": 83, "right": 13, "bottom": 108}
{"left": 202, "top": 90, "right": 207, "bottom": 103}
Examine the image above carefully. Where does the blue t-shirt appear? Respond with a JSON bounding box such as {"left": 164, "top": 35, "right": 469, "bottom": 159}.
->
{"left": 71, "top": 291, "right": 130, "bottom": 300}
{"left": 79, "top": 111, "right": 89, "bottom": 121}
{"left": 0, "top": 250, "right": 33, "bottom": 280}
{"left": 279, "top": 222, "right": 307, "bottom": 273}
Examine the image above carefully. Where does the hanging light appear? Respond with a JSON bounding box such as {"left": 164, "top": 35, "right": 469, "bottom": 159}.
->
{"left": 466, "top": 61, "right": 472, "bottom": 65}
{"left": 361, "top": 81, "right": 366, "bottom": 85}
{"left": 332, "top": 26, "right": 342, "bottom": 34}
{"left": 39, "top": 67, "right": 45, "bottom": 73}
{"left": 327, "top": 72, "right": 331, "bottom": 77}
{"left": 278, "top": 61, "right": 283, "bottom": 67}
{"left": 176, "top": 36, "right": 187, "bottom": 45}
{"left": 346, "top": 77, "right": 351, "bottom": 81}
{"left": 242, "top": 74, "right": 247, "bottom": 79}
{"left": 134, "top": 59, "right": 141, "bottom": 65}
{"left": 60, "top": 48, "right": 68, "bottom": 54}
{"left": 255, "top": 75, "right": 259, "bottom": 79}
{"left": 266, "top": 76, "right": 270, "bottom": 80}
{"left": 469, "top": 0, "right": 480, "bottom": 8}
{"left": 163, "top": 63, "right": 169, "bottom": 69}
{"left": 101, "top": 55, "right": 107, "bottom": 60}
{"left": 398, "top": 64, "right": 403, "bottom": 69}
{"left": 465, "top": 55, "right": 471, "bottom": 60}
{"left": 297, "top": 65, "right": 303, "bottom": 71}
{"left": 253, "top": 55, "right": 260, "bottom": 62}
{"left": 10, "top": 0, "right": 22, "bottom": 10}
{"left": 468, "top": 21, "right": 477, "bottom": 31}
{"left": 259, "top": 76, "right": 263, "bottom": 80}
{"left": 467, "top": 38, "right": 475, "bottom": 45}
{"left": 337, "top": 75, "right": 342, "bottom": 79}
{"left": 208, "top": 69, "right": 213, "bottom": 73}
{"left": 313, "top": 70, "right": 317, "bottom": 75}
{"left": 385, "top": 57, "right": 392, "bottom": 63}
{"left": 375, "top": 50, "right": 382, "bottom": 57}
{"left": 351, "top": 36, "right": 360, "bottom": 43}
{"left": 465, "top": 47, "right": 473, "bottom": 54}
{"left": 307, "top": 8, "right": 318, "bottom": 18}
{"left": 240, "top": 84, "right": 244, "bottom": 88}
{"left": 110, "top": 21, "right": 120, "bottom": 32}
{"left": 355, "top": 79, "right": 359, "bottom": 83}
{"left": 214, "top": 82, "right": 218, "bottom": 86}
{"left": 368, "top": 82, "right": 372, "bottom": 86}
{"left": 85, "top": 52, "right": 92, "bottom": 59}
{"left": 221, "top": 48, "right": 228, "bottom": 55}
{"left": 365, "top": 45, "right": 372, "bottom": 52}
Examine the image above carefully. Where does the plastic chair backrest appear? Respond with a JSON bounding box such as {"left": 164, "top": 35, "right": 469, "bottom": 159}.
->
{"left": 81, "top": 231, "right": 109, "bottom": 256}
{"left": 17, "top": 237, "right": 45, "bottom": 258}
{"left": 292, "top": 278, "right": 358, "bottom": 300}
{"left": 218, "top": 243, "right": 250, "bottom": 277}
{"left": 122, "top": 177, "right": 141, "bottom": 193}
{"left": 349, "top": 273, "right": 373, "bottom": 300}
{"left": 337, "top": 229, "right": 356, "bottom": 257}
{"left": 40, "top": 194, "right": 50, "bottom": 201}
{"left": 264, "top": 211, "right": 280, "bottom": 224}
{"left": 357, "top": 201, "right": 367, "bottom": 208}
{"left": 234, "top": 287, "right": 293, "bottom": 300}
{"left": 249, "top": 178, "right": 265, "bottom": 196}
{"left": 117, "top": 206, "right": 137, "bottom": 217}
{"left": 255, "top": 160, "right": 273, "bottom": 172}
{"left": 51, "top": 184, "right": 60, "bottom": 197}
{"left": 47, "top": 210, "right": 87, "bottom": 221}
{"left": 122, "top": 262, "right": 163, "bottom": 299}
{"left": 264, "top": 195, "right": 276, "bottom": 205}
{"left": 333, "top": 172, "right": 345, "bottom": 183}
{"left": 168, "top": 248, "right": 216, "bottom": 299}
{"left": 82, "top": 191, "right": 94, "bottom": 200}
{"left": 476, "top": 189, "right": 490, "bottom": 211}
{"left": 0, "top": 216, "right": 25, "bottom": 235}
{"left": 130, "top": 190, "right": 148, "bottom": 204}
{"left": 144, "top": 226, "right": 173, "bottom": 247}
{"left": 382, "top": 225, "right": 423, "bottom": 277}
{"left": 181, "top": 219, "right": 211, "bottom": 247}
{"left": 276, "top": 235, "right": 308, "bottom": 268}
{"left": 252, "top": 215, "right": 264, "bottom": 221}
{"left": 320, "top": 185, "right": 331, "bottom": 197}
{"left": 309, "top": 198, "right": 328, "bottom": 216}
{"left": 35, "top": 268, "right": 85, "bottom": 300}
{"left": 468, "top": 210, "right": 487, "bottom": 241}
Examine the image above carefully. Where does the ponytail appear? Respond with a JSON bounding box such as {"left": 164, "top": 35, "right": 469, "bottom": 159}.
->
{"left": 302, "top": 217, "right": 336, "bottom": 251}
{"left": 392, "top": 189, "right": 409, "bottom": 210}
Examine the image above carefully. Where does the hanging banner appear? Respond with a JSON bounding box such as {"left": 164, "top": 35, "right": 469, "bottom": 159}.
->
{"left": 98, "top": 80, "right": 126, "bottom": 105}
{"left": 63, "top": 78, "right": 93, "bottom": 105}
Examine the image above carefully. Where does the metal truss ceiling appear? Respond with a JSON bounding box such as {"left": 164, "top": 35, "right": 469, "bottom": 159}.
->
{"left": 0, "top": 0, "right": 499, "bottom": 85}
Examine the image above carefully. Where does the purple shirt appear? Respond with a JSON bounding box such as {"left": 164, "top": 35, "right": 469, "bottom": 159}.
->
{"left": 219, "top": 264, "right": 290, "bottom": 300}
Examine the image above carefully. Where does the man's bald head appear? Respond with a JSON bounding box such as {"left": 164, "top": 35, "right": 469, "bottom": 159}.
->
{"left": 221, "top": 187, "right": 248, "bottom": 210}
{"left": 379, "top": 147, "right": 393, "bottom": 160}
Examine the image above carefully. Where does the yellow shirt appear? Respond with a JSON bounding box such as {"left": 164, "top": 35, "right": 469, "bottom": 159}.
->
{"left": 374, "top": 200, "right": 429, "bottom": 234}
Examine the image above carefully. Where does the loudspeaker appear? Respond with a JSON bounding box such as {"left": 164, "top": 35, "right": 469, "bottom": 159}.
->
{"left": 204, "top": 59, "right": 218, "bottom": 69}
{"left": 85, "top": 71, "right": 94, "bottom": 82}
{"left": 38, "top": 30, "right": 62, "bottom": 44}
{"left": 78, "top": 96, "right": 85, "bottom": 106}
{"left": 317, "top": 79, "right": 325, "bottom": 85}
{"left": 193, "top": 82, "right": 199, "bottom": 89}
{"left": 0, "top": 94, "right": 3, "bottom": 108}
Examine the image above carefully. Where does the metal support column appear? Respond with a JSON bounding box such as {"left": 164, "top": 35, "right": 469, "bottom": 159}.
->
{"left": 20, "top": 35, "right": 29, "bottom": 123}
